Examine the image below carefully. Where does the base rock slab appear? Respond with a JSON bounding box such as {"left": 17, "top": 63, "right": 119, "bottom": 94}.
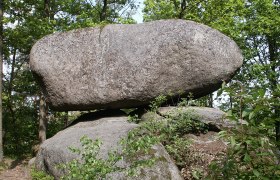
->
{"left": 35, "top": 116, "right": 182, "bottom": 180}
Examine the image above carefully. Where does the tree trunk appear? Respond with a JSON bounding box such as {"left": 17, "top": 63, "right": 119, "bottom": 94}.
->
{"left": 229, "top": 95, "right": 233, "bottom": 110}
{"left": 64, "top": 111, "right": 68, "bottom": 128}
{"left": 267, "top": 36, "right": 280, "bottom": 149}
{"left": 0, "top": 0, "right": 3, "bottom": 161}
{"left": 8, "top": 49, "right": 16, "bottom": 95}
{"left": 39, "top": 0, "right": 53, "bottom": 144}
{"left": 208, "top": 93, "right": 213, "bottom": 108}
{"left": 179, "top": 0, "right": 186, "bottom": 19}
{"left": 44, "top": 0, "right": 50, "bottom": 18}
{"left": 44, "top": 0, "right": 55, "bottom": 20}
{"left": 39, "top": 94, "right": 48, "bottom": 144}
{"left": 100, "top": 0, "right": 108, "bottom": 21}
{"left": 6, "top": 49, "right": 20, "bottom": 153}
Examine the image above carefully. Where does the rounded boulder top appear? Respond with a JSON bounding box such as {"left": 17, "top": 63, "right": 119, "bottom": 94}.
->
{"left": 30, "top": 19, "right": 243, "bottom": 111}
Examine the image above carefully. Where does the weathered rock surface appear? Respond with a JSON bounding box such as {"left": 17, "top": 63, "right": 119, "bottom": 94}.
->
{"left": 35, "top": 115, "right": 182, "bottom": 180}
{"left": 157, "top": 106, "right": 234, "bottom": 130}
{"left": 140, "top": 106, "right": 239, "bottom": 130}
{"left": 30, "top": 19, "right": 243, "bottom": 111}
{"left": 138, "top": 107, "right": 231, "bottom": 179}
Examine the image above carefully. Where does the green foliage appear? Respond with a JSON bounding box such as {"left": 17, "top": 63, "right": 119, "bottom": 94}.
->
{"left": 3, "top": 99, "right": 38, "bottom": 156}
{"left": 149, "top": 95, "right": 167, "bottom": 111}
{"left": 46, "top": 112, "right": 68, "bottom": 139}
{"left": 127, "top": 114, "right": 141, "bottom": 123}
{"left": 220, "top": 81, "right": 278, "bottom": 140}
{"left": 177, "top": 98, "right": 189, "bottom": 107}
{"left": 157, "top": 108, "right": 207, "bottom": 169}
{"left": 2, "top": 0, "right": 140, "bottom": 158}
{"left": 61, "top": 96, "right": 209, "bottom": 179}
{"left": 143, "top": 3, "right": 280, "bottom": 178}
{"left": 208, "top": 124, "right": 280, "bottom": 179}
{"left": 165, "top": 137, "right": 191, "bottom": 168}
{"left": 31, "top": 167, "right": 54, "bottom": 180}
{"left": 205, "top": 80, "right": 280, "bottom": 179}
{"left": 55, "top": 0, "right": 137, "bottom": 31}
{"left": 143, "top": 0, "right": 204, "bottom": 22}
{"left": 134, "top": 99, "right": 208, "bottom": 169}
{"left": 192, "top": 168, "right": 203, "bottom": 180}
{"left": 120, "top": 128, "right": 159, "bottom": 176}
{"left": 61, "top": 130, "right": 158, "bottom": 179}
{"left": 142, "top": 107, "right": 207, "bottom": 142}
{"left": 143, "top": 0, "right": 177, "bottom": 21}
{"left": 61, "top": 136, "right": 122, "bottom": 180}
{"left": 166, "top": 108, "right": 208, "bottom": 136}
{"left": 0, "top": 161, "right": 8, "bottom": 172}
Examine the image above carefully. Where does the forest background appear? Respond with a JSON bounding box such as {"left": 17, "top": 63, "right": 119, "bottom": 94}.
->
{"left": 0, "top": 0, "right": 279, "bottom": 176}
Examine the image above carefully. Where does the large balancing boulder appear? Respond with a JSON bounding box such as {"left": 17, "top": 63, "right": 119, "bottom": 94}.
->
{"left": 35, "top": 115, "right": 183, "bottom": 180}
{"left": 30, "top": 19, "right": 243, "bottom": 111}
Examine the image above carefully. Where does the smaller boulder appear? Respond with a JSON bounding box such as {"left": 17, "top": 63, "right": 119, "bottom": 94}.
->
{"left": 140, "top": 106, "right": 239, "bottom": 130}
{"left": 28, "top": 157, "right": 36, "bottom": 167}
{"left": 35, "top": 115, "right": 182, "bottom": 180}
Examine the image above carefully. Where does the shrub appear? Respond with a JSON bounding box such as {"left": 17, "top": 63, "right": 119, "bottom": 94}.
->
{"left": 61, "top": 129, "right": 159, "bottom": 179}
{"left": 208, "top": 124, "right": 280, "bottom": 180}
{"left": 165, "top": 137, "right": 192, "bottom": 169}
{"left": 61, "top": 96, "right": 210, "bottom": 179}
{"left": 30, "top": 168, "right": 54, "bottom": 180}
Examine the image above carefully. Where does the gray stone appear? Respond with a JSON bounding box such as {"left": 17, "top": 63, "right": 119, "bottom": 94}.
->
{"left": 157, "top": 106, "right": 240, "bottom": 130}
{"left": 30, "top": 19, "right": 243, "bottom": 111}
{"left": 28, "top": 157, "right": 36, "bottom": 167}
{"left": 35, "top": 116, "right": 182, "bottom": 180}
{"left": 140, "top": 111, "right": 164, "bottom": 122}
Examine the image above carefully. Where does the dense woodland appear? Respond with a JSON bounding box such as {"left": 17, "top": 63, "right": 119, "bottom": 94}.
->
{"left": 0, "top": 0, "right": 279, "bottom": 179}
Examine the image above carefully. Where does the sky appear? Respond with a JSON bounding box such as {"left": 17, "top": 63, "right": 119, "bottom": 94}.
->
{"left": 132, "top": 0, "right": 144, "bottom": 23}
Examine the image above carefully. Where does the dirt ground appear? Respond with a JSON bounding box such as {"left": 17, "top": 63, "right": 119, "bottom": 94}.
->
{"left": 181, "top": 131, "right": 227, "bottom": 179}
{"left": 0, "top": 158, "right": 31, "bottom": 180}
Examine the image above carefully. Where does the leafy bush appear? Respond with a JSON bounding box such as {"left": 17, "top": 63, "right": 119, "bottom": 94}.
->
{"left": 61, "top": 137, "right": 121, "bottom": 180}
{"left": 0, "top": 161, "right": 8, "bottom": 173}
{"left": 127, "top": 114, "right": 141, "bottom": 123}
{"left": 60, "top": 96, "right": 213, "bottom": 179}
{"left": 120, "top": 128, "right": 159, "bottom": 176}
{"left": 166, "top": 108, "right": 207, "bottom": 136}
{"left": 133, "top": 97, "right": 208, "bottom": 170}
{"left": 31, "top": 168, "right": 54, "bottom": 180}
{"left": 149, "top": 95, "right": 167, "bottom": 111}
{"left": 208, "top": 124, "right": 280, "bottom": 180}
{"left": 165, "top": 137, "right": 192, "bottom": 169}
{"left": 207, "top": 81, "right": 280, "bottom": 179}
{"left": 61, "top": 129, "right": 159, "bottom": 179}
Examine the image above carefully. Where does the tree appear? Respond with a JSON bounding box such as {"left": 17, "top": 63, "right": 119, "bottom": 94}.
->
{"left": 0, "top": 0, "right": 3, "bottom": 161}
{"left": 37, "top": 0, "right": 55, "bottom": 145}
{"left": 143, "top": 0, "right": 280, "bottom": 147}
{"left": 39, "top": 93, "right": 48, "bottom": 144}
{"left": 0, "top": 0, "right": 139, "bottom": 157}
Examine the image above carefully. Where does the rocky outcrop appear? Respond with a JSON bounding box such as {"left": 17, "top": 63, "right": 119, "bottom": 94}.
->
{"left": 139, "top": 107, "right": 234, "bottom": 179}
{"left": 35, "top": 115, "right": 182, "bottom": 180}
{"left": 157, "top": 106, "right": 235, "bottom": 130}
{"left": 139, "top": 106, "right": 247, "bottom": 130}
{"left": 30, "top": 19, "right": 243, "bottom": 111}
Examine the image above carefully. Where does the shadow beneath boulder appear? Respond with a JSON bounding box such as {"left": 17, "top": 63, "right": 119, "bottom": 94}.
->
{"left": 68, "top": 109, "right": 127, "bottom": 127}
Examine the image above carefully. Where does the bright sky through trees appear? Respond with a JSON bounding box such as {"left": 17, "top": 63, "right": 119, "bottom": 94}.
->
{"left": 132, "top": 0, "right": 144, "bottom": 23}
